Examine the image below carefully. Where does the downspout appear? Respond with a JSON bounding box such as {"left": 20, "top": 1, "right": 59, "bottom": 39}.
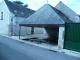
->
{"left": 10, "top": 16, "right": 16, "bottom": 36}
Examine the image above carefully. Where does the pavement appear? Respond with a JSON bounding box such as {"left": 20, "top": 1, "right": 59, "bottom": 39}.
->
{"left": 1, "top": 34, "right": 80, "bottom": 58}
{"left": 0, "top": 35, "right": 80, "bottom": 60}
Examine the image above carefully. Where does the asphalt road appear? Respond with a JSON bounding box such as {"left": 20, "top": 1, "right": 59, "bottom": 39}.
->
{"left": 0, "top": 35, "right": 80, "bottom": 60}
{"left": 0, "top": 42, "right": 36, "bottom": 60}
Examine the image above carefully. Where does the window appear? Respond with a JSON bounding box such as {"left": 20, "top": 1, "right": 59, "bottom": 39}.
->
{"left": 1, "top": 12, "right": 3, "bottom": 20}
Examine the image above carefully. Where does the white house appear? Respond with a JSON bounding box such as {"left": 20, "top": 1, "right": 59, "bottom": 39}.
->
{"left": 0, "top": 0, "right": 44, "bottom": 36}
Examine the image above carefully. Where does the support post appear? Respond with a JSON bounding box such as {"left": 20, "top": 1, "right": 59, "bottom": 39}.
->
{"left": 19, "top": 26, "right": 21, "bottom": 39}
{"left": 31, "top": 27, "right": 34, "bottom": 34}
{"left": 58, "top": 27, "right": 65, "bottom": 49}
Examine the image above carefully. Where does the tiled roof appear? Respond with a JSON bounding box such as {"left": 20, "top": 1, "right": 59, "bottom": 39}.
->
{"left": 20, "top": 4, "right": 72, "bottom": 27}
{"left": 4, "top": 0, "right": 35, "bottom": 18}
{"left": 55, "top": 1, "right": 79, "bottom": 22}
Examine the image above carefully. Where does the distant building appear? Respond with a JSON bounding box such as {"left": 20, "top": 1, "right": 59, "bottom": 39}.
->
{"left": 0, "top": 0, "right": 36, "bottom": 36}
{"left": 55, "top": 1, "right": 80, "bottom": 22}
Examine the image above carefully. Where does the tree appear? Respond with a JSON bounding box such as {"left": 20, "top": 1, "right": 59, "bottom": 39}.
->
{"left": 13, "top": 1, "right": 28, "bottom": 7}
{"left": 13, "top": 1, "right": 23, "bottom": 5}
{"left": 24, "top": 4, "right": 28, "bottom": 7}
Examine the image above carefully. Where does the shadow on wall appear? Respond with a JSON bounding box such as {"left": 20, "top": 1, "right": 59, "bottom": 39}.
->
{"left": 44, "top": 26, "right": 59, "bottom": 44}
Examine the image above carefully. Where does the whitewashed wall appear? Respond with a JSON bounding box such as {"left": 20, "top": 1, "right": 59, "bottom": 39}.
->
{"left": 43, "top": 28, "right": 49, "bottom": 38}
{"left": 0, "top": 0, "right": 10, "bottom": 35}
{"left": 58, "top": 27, "right": 65, "bottom": 49}
{"left": 74, "top": 16, "right": 80, "bottom": 22}
{"left": 12, "top": 17, "right": 30, "bottom": 35}
{"left": 12, "top": 17, "right": 44, "bottom": 35}
{"left": 0, "top": 3, "right": 1, "bottom": 20}
{"left": 34, "top": 27, "right": 44, "bottom": 34}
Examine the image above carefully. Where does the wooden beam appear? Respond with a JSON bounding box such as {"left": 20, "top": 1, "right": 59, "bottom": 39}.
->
{"left": 31, "top": 27, "right": 34, "bottom": 34}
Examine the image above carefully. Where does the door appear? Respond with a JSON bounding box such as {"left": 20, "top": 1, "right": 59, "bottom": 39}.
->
{"left": 64, "top": 23, "right": 80, "bottom": 52}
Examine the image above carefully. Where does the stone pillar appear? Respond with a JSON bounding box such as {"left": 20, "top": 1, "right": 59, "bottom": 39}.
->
{"left": 58, "top": 27, "right": 65, "bottom": 49}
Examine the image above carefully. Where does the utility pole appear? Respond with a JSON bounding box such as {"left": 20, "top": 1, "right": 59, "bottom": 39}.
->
{"left": 47, "top": 0, "right": 48, "bottom": 4}
{"left": 34, "top": 3, "right": 36, "bottom": 9}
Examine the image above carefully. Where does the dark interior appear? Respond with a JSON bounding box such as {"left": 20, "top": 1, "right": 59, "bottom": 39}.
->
{"left": 22, "top": 26, "right": 59, "bottom": 45}
{"left": 44, "top": 26, "right": 59, "bottom": 45}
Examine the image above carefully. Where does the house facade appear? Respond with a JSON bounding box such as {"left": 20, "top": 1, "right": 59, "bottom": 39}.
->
{"left": 0, "top": 0, "right": 43, "bottom": 36}
{"left": 0, "top": 0, "right": 10, "bottom": 35}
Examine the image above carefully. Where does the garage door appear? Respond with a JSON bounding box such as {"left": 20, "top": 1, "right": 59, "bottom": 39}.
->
{"left": 64, "top": 23, "right": 80, "bottom": 52}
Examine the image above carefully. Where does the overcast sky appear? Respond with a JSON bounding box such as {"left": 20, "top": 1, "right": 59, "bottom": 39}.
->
{"left": 0, "top": 0, "right": 80, "bottom": 14}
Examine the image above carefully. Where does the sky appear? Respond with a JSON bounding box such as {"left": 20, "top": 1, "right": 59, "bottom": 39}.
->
{"left": 0, "top": 0, "right": 80, "bottom": 14}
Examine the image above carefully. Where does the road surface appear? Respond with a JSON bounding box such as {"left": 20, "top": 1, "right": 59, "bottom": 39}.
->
{"left": 0, "top": 35, "right": 80, "bottom": 60}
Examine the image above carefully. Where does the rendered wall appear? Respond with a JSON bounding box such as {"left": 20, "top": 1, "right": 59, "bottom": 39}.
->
{"left": 0, "top": 0, "right": 10, "bottom": 35}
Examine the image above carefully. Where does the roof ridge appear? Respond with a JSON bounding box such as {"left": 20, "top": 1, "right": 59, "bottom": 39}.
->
{"left": 49, "top": 5, "right": 72, "bottom": 23}
{"left": 55, "top": 1, "right": 78, "bottom": 15}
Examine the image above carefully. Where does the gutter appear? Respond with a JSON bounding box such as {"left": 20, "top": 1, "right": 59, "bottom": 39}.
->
{"left": 10, "top": 16, "right": 16, "bottom": 36}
